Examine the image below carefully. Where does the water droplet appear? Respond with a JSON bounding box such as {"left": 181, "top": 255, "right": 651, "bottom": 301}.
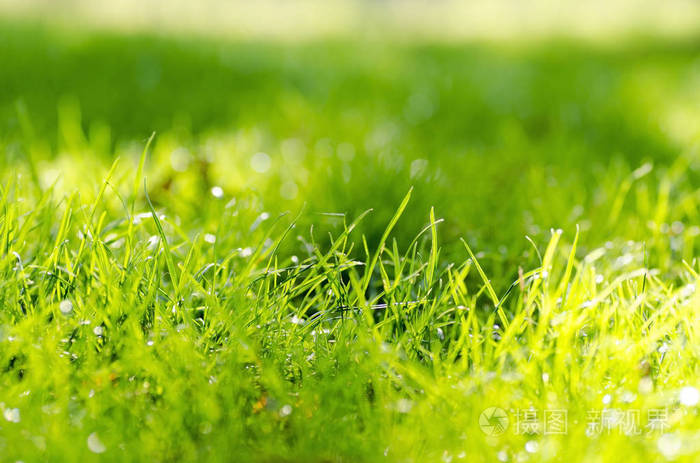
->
{"left": 250, "top": 152, "right": 271, "bottom": 173}
{"left": 240, "top": 247, "right": 253, "bottom": 258}
{"left": 204, "top": 234, "right": 216, "bottom": 244}
{"left": 679, "top": 386, "right": 699, "bottom": 406}
{"left": 59, "top": 300, "right": 73, "bottom": 314}
{"left": 525, "top": 441, "right": 538, "bottom": 453}
{"left": 210, "top": 186, "right": 224, "bottom": 198}
{"left": 147, "top": 235, "right": 160, "bottom": 250}
{"left": 93, "top": 326, "right": 104, "bottom": 336}
{"left": 436, "top": 327, "right": 444, "bottom": 340}
{"left": 396, "top": 399, "right": 413, "bottom": 413}
{"left": 87, "top": 432, "right": 106, "bottom": 453}
{"left": 279, "top": 405, "right": 293, "bottom": 417}
{"left": 657, "top": 433, "right": 681, "bottom": 459}
{"left": 3, "top": 407, "right": 20, "bottom": 423}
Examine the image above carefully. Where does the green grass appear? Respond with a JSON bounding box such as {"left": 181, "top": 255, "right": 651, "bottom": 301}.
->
{"left": 0, "top": 20, "right": 699, "bottom": 462}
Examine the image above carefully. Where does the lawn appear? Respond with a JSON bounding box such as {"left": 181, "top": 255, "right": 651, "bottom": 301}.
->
{"left": 0, "top": 15, "right": 699, "bottom": 462}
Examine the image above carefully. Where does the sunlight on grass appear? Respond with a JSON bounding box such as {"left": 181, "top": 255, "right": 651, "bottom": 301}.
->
{"left": 1, "top": 5, "right": 700, "bottom": 462}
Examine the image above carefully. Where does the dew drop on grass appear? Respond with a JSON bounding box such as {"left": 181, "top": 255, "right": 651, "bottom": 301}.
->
{"left": 210, "top": 186, "right": 224, "bottom": 198}
{"left": 59, "top": 300, "right": 73, "bottom": 314}
{"left": 497, "top": 450, "right": 508, "bottom": 462}
{"left": 3, "top": 407, "right": 20, "bottom": 423}
{"left": 87, "top": 432, "right": 106, "bottom": 454}
{"left": 204, "top": 234, "right": 216, "bottom": 244}
{"left": 436, "top": 327, "right": 444, "bottom": 340}
{"left": 396, "top": 399, "right": 413, "bottom": 413}
{"left": 147, "top": 235, "right": 160, "bottom": 250}
{"left": 279, "top": 405, "right": 292, "bottom": 417}
{"left": 240, "top": 247, "right": 253, "bottom": 258}
{"left": 657, "top": 433, "right": 681, "bottom": 459}
{"left": 93, "top": 326, "right": 104, "bottom": 336}
{"left": 251, "top": 152, "right": 271, "bottom": 173}
{"left": 525, "top": 441, "right": 539, "bottom": 453}
{"left": 679, "top": 386, "right": 699, "bottom": 406}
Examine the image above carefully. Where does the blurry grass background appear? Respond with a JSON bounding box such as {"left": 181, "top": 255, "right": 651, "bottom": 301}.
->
{"left": 2, "top": 1, "right": 700, "bottom": 285}
{"left": 2, "top": 0, "right": 700, "bottom": 41}
{"left": 1, "top": 1, "right": 700, "bottom": 462}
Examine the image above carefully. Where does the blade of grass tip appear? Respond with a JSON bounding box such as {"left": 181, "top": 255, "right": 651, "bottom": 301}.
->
{"left": 133, "top": 132, "right": 155, "bottom": 214}
{"left": 461, "top": 238, "right": 509, "bottom": 329}
{"left": 89, "top": 157, "right": 120, "bottom": 223}
{"left": 122, "top": 135, "right": 155, "bottom": 277}
{"left": 70, "top": 159, "right": 119, "bottom": 285}
{"left": 541, "top": 229, "right": 562, "bottom": 274}
{"left": 177, "top": 233, "right": 200, "bottom": 295}
{"left": 682, "top": 259, "right": 698, "bottom": 279}
{"left": 642, "top": 242, "right": 649, "bottom": 293}
{"left": 361, "top": 187, "right": 412, "bottom": 294}
{"left": 527, "top": 230, "right": 562, "bottom": 323}
{"left": 525, "top": 235, "right": 543, "bottom": 265}
{"left": 263, "top": 208, "right": 303, "bottom": 274}
{"left": 556, "top": 224, "right": 579, "bottom": 304}
{"left": 144, "top": 178, "right": 180, "bottom": 300}
{"left": 425, "top": 207, "right": 439, "bottom": 289}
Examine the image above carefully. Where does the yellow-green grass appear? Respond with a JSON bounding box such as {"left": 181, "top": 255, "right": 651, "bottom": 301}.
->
{"left": 0, "top": 20, "right": 699, "bottom": 462}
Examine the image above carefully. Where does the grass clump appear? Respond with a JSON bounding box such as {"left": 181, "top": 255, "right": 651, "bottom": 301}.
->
{"left": 0, "top": 20, "right": 699, "bottom": 463}
{"left": 1, "top": 147, "right": 699, "bottom": 461}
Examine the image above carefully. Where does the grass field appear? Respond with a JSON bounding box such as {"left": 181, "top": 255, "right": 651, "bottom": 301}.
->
{"left": 1, "top": 10, "right": 700, "bottom": 463}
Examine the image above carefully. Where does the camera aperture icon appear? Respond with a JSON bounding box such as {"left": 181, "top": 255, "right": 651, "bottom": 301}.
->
{"left": 479, "top": 407, "right": 509, "bottom": 436}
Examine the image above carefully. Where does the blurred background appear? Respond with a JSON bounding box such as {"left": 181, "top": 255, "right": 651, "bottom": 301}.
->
{"left": 2, "top": 0, "right": 700, "bottom": 40}
{"left": 1, "top": 0, "right": 700, "bottom": 283}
